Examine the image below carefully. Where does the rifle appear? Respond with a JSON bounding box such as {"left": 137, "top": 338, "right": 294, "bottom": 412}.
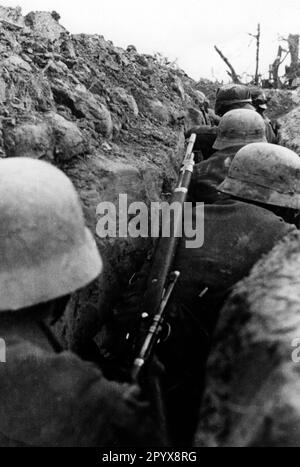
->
{"left": 131, "top": 133, "right": 196, "bottom": 382}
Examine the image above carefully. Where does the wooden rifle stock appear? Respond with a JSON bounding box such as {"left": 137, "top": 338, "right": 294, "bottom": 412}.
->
{"left": 132, "top": 133, "right": 196, "bottom": 382}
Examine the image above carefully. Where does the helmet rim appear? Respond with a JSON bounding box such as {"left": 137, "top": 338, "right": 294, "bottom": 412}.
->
{"left": 218, "top": 176, "right": 300, "bottom": 210}
{"left": 213, "top": 134, "right": 267, "bottom": 150}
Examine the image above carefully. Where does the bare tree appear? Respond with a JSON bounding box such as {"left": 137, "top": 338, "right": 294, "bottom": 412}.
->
{"left": 248, "top": 23, "right": 260, "bottom": 85}
{"left": 278, "top": 34, "right": 299, "bottom": 86}
{"left": 214, "top": 45, "right": 241, "bottom": 83}
{"left": 269, "top": 45, "right": 289, "bottom": 88}
{"left": 272, "top": 46, "right": 283, "bottom": 88}
{"left": 288, "top": 34, "right": 299, "bottom": 68}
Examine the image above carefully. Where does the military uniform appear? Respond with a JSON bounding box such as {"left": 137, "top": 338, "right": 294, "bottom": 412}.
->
{"left": 186, "top": 125, "right": 218, "bottom": 161}
{"left": 264, "top": 116, "right": 278, "bottom": 144}
{"left": 188, "top": 109, "right": 268, "bottom": 203}
{"left": 158, "top": 197, "right": 295, "bottom": 446}
{"left": 249, "top": 86, "right": 279, "bottom": 144}
{"left": 163, "top": 142, "right": 300, "bottom": 445}
{"left": 0, "top": 158, "right": 163, "bottom": 448}
{"left": 207, "top": 108, "right": 221, "bottom": 126}
{"left": 173, "top": 199, "right": 295, "bottom": 319}
{"left": 0, "top": 332, "right": 160, "bottom": 447}
{"left": 189, "top": 147, "right": 241, "bottom": 203}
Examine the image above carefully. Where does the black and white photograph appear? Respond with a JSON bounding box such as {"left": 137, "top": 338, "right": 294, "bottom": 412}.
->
{"left": 0, "top": 0, "right": 300, "bottom": 455}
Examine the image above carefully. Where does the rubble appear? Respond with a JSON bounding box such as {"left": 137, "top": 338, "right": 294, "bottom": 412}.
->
{"left": 24, "top": 11, "right": 66, "bottom": 41}
{"left": 1, "top": 6, "right": 300, "bottom": 443}
{"left": 46, "top": 111, "right": 87, "bottom": 161}
{"left": 279, "top": 106, "right": 300, "bottom": 153}
{"left": 3, "top": 118, "right": 54, "bottom": 159}
{"left": 0, "top": 5, "right": 24, "bottom": 27}
{"left": 265, "top": 88, "right": 297, "bottom": 119}
{"left": 277, "top": 88, "right": 300, "bottom": 152}
{"left": 0, "top": 5, "right": 202, "bottom": 348}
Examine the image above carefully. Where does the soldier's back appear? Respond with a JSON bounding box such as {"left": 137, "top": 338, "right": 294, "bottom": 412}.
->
{"left": 189, "top": 149, "right": 240, "bottom": 203}
{"left": 174, "top": 198, "right": 295, "bottom": 312}
{"left": 0, "top": 333, "right": 159, "bottom": 447}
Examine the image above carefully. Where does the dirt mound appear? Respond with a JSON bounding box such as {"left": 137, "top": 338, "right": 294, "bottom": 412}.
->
{"left": 196, "top": 230, "right": 300, "bottom": 446}
{"left": 196, "top": 79, "right": 220, "bottom": 106}
{"left": 275, "top": 88, "right": 300, "bottom": 153}
{"left": 0, "top": 5, "right": 209, "bottom": 348}
{"left": 265, "top": 88, "right": 297, "bottom": 120}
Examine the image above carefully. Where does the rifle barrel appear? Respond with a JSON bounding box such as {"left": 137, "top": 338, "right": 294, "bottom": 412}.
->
{"left": 132, "top": 134, "right": 196, "bottom": 381}
{"left": 139, "top": 134, "right": 196, "bottom": 321}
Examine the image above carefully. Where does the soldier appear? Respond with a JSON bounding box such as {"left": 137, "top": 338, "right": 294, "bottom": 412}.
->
{"left": 185, "top": 124, "right": 218, "bottom": 161}
{"left": 186, "top": 84, "right": 255, "bottom": 161}
{"left": 249, "top": 86, "right": 279, "bottom": 143}
{"left": 164, "top": 142, "right": 300, "bottom": 445}
{"left": 194, "top": 90, "right": 210, "bottom": 125}
{"left": 176, "top": 142, "right": 300, "bottom": 311}
{"left": 189, "top": 108, "right": 267, "bottom": 203}
{"left": 105, "top": 141, "right": 299, "bottom": 446}
{"left": 0, "top": 157, "right": 163, "bottom": 447}
{"left": 184, "top": 91, "right": 219, "bottom": 161}
{"left": 249, "top": 86, "right": 268, "bottom": 115}
{"left": 214, "top": 83, "right": 255, "bottom": 117}
{"left": 195, "top": 90, "right": 220, "bottom": 126}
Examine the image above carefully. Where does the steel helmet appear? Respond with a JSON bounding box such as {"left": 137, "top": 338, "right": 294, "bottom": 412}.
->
{"left": 249, "top": 86, "right": 268, "bottom": 110}
{"left": 0, "top": 157, "right": 102, "bottom": 311}
{"left": 215, "top": 84, "right": 254, "bottom": 116}
{"left": 213, "top": 108, "right": 267, "bottom": 150}
{"left": 218, "top": 142, "right": 300, "bottom": 210}
{"left": 195, "top": 90, "right": 206, "bottom": 105}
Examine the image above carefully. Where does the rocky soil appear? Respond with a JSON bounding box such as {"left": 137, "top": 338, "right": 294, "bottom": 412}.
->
{"left": 0, "top": 5, "right": 214, "bottom": 349}
{"left": 195, "top": 230, "right": 300, "bottom": 446}
{"left": 277, "top": 88, "right": 300, "bottom": 153}
{"left": 2, "top": 4, "right": 300, "bottom": 447}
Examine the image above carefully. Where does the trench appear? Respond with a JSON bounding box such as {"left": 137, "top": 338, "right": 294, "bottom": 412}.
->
{"left": 52, "top": 89, "right": 300, "bottom": 446}
{"left": 1, "top": 5, "right": 300, "bottom": 447}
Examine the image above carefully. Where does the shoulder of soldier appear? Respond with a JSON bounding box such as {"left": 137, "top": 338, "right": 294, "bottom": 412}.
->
{"left": 3, "top": 337, "right": 123, "bottom": 394}
{"left": 0, "top": 338, "right": 144, "bottom": 446}
{"left": 193, "top": 150, "right": 232, "bottom": 173}
{"left": 207, "top": 109, "right": 221, "bottom": 125}
{"left": 0, "top": 337, "right": 107, "bottom": 399}
{"left": 187, "top": 125, "right": 217, "bottom": 136}
{"left": 224, "top": 200, "right": 296, "bottom": 234}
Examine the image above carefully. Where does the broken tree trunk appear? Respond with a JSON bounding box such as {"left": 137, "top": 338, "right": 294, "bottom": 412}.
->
{"left": 288, "top": 34, "right": 299, "bottom": 68}
{"left": 248, "top": 23, "right": 260, "bottom": 85}
{"left": 195, "top": 229, "right": 300, "bottom": 447}
{"left": 287, "top": 34, "right": 300, "bottom": 85}
{"left": 254, "top": 24, "right": 260, "bottom": 85}
{"left": 281, "top": 34, "right": 299, "bottom": 86}
{"left": 214, "top": 45, "right": 241, "bottom": 84}
{"left": 272, "top": 45, "right": 283, "bottom": 88}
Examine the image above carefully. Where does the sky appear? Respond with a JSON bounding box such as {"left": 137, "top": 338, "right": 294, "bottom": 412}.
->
{"left": 1, "top": 0, "right": 300, "bottom": 82}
